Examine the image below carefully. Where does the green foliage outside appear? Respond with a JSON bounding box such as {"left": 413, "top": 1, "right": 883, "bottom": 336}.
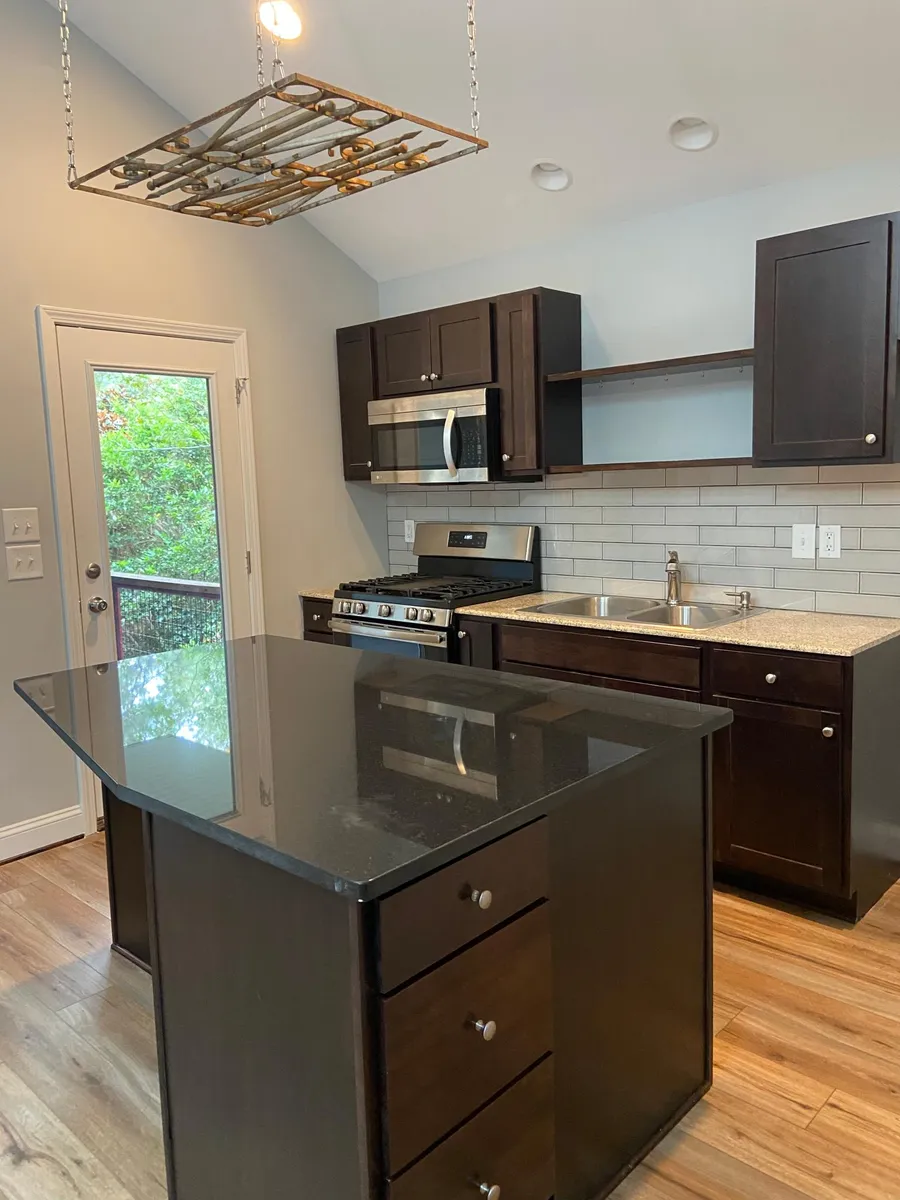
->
{"left": 118, "top": 644, "right": 231, "bottom": 752}
{"left": 95, "top": 371, "right": 221, "bottom": 583}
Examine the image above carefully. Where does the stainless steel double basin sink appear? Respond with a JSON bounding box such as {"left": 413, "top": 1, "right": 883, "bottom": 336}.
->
{"left": 524, "top": 594, "right": 752, "bottom": 630}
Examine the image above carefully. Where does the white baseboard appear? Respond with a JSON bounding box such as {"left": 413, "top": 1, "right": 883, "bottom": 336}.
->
{"left": 0, "top": 806, "right": 85, "bottom": 863}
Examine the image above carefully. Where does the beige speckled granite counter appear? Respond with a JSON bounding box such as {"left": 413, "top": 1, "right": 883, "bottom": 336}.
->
{"left": 457, "top": 592, "right": 900, "bottom": 657}
{"left": 299, "top": 588, "right": 336, "bottom": 602}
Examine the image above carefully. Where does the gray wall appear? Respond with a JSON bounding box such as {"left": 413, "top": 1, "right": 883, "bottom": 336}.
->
{"left": 0, "top": 0, "right": 386, "bottom": 834}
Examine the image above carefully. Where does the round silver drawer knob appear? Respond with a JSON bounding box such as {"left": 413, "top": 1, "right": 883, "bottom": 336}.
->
{"left": 866, "top": 433, "right": 878, "bottom": 445}
{"left": 501, "top": 453, "right": 511, "bottom": 462}
{"left": 470, "top": 888, "right": 493, "bottom": 910}
{"left": 312, "top": 613, "right": 321, "bottom": 622}
{"left": 765, "top": 673, "right": 777, "bottom": 684}
{"left": 367, "top": 460, "right": 373, "bottom": 468}
{"left": 473, "top": 1018, "right": 497, "bottom": 1042}
{"left": 430, "top": 372, "right": 440, "bottom": 381}
{"left": 479, "top": 1185, "right": 501, "bottom": 1200}
{"left": 822, "top": 726, "right": 835, "bottom": 738}
{"left": 420, "top": 374, "right": 429, "bottom": 382}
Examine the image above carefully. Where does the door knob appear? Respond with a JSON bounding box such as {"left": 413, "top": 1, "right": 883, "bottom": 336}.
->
{"left": 87, "top": 596, "right": 109, "bottom": 614}
{"left": 822, "top": 726, "right": 835, "bottom": 738}
{"left": 866, "top": 433, "right": 878, "bottom": 445}
{"left": 85, "top": 562, "right": 102, "bottom": 580}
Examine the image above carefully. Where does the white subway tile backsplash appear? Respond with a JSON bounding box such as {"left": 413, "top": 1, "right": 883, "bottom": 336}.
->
{"left": 672, "top": 507, "right": 736, "bottom": 525}
{"left": 737, "top": 506, "right": 816, "bottom": 525}
{"left": 819, "top": 506, "right": 900, "bottom": 527}
{"left": 700, "top": 485, "right": 776, "bottom": 505}
{"left": 634, "top": 487, "right": 699, "bottom": 506}
{"left": 703, "top": 526, "right": 775, "bottom": 547}
{"left": 816, "top": 592, "right": 900, "bottom": 617}
{"left": 634, "top": 525, "right": 699, "bottom": 544}
{"left": 774, "top": 569, "right": 859, "bottom": 593}
{"left": 601, "top": 469, "right": 667, "bottom": 487}
{"left": 861, "top": 528, "right": 900, "bottom": 550}
{"left": 383, "top": 464, "right": 900, "bottom": 609}
{"left": 573, "top": 524, "right": 632, "bottom": 542}
{"left": 666, "top": 466, "right": 737, "bottom": 486}
{"left": 776, "top": 483, "right": 862, "bottom": 505}
{"left": 737, "top": 466, "right": 819, "bottom": 484}
{"left": 573, "top": 489, "right": 633, "bottom": 506}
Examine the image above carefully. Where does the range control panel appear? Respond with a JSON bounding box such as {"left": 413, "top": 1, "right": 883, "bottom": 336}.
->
{"left": 331, "top": 598, "right": 453, "bottom": 628}
{"left": 448, "top": 530, "right": 488, "bottom": 549}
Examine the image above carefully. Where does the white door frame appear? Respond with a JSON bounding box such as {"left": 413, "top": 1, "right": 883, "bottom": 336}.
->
{"left": 36, "top": 306, "right": 266, "bottom": 832}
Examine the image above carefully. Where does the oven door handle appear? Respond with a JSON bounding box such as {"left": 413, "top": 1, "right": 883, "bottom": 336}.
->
{"left": 329, "top": 618, "right": 448, "bottom": 648}
{"left": 442, "top": 408, "right": 458, "bottom": 478}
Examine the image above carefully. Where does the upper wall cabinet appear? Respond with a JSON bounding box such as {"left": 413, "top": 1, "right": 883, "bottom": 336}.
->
{"left": 335, "top": 288, "right": 582, "bottom": 482}
{"left": 375, "top": 300, "right": 494, "bottom": 398}
{"left": 754, "top": 213, "right": 900, "bottom": 466}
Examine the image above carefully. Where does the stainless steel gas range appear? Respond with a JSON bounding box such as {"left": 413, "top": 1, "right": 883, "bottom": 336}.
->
{"left": 329, "top": 523, "right": 540, "bottom": 661}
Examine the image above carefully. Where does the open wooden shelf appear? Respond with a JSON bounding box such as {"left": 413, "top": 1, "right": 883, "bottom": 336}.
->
{"left": 546, "top": 348, "right": 754, "bottom": 385}
{"left": 547, "top": 457, "right": 753, "bottom": 475}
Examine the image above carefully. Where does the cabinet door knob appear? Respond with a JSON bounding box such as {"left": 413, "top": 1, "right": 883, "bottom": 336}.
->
{"left": 312, "top": 613, "right": 321, "bottom": 622}
{"left": 866, "top": 433, "right": 878, "bottom": 445}
{"left": 430, "top": 372, "right": 440, "bottom": 381}
{"left": 822, "top": 726, "right": 835, "bottom": 738}
{"left": 501, "top": 453, "right": 511, "bottom": 462}
{"left": 765, "top": 673, "right": 777, "bottom": 684}
{"left": 471, "top": 1018, "right": 497, "bottom": 1041}
{"left": 470, "top": 887, "right": 492, "bottom": 910}
{"left": 478, "top": 1185, "right": 501, "bottom": 1200}
{"left": 366, "top": 460, "right": 373, "bottom": 468}
{"left": 420, "top": 374, "right": 429, "bottom": 382}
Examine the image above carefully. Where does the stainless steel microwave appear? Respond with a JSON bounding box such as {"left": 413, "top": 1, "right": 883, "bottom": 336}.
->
{"left": 368, "top": 387, "right": 500, "bottom": 485}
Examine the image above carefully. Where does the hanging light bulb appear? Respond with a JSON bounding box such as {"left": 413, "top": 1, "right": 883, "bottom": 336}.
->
{"left": 258, "top": 1, "right": 303, "bottom": 41}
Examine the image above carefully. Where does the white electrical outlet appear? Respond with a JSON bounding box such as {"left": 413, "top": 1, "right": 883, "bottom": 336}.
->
{"left": 2, "top": 508, "right": 39, "bottom": 544}
{"left": 791, "top": 524, "right": 817, "bottom": 560}
{"left": 404, "top": 519, "right": 415, "bottom": 545}
{"left": 6, "top": 543, "right": 43, "bottom": 580}
{"left": 819, "top": 525, "right": 842, "bottom": 559}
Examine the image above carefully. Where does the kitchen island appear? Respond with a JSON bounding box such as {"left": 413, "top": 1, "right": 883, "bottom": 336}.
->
{"left": 16, "top": 636, "right": 730, "bottom": 1200}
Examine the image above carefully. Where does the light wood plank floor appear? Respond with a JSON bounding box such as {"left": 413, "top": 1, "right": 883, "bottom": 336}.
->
{"left": 0, "top": 839, "right": 899, "bottom": 1199}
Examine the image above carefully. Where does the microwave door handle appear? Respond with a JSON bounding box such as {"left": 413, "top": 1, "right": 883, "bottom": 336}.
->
{"left": 443, "top": 409, "right": 458, "bottom": 478}
{"left": 452, "top": 716, "right": 468, "bottom": 777}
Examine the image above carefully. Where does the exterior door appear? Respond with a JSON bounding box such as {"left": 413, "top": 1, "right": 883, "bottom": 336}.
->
{"left": 55, "top": 327, "right": 259, "bottom": 668}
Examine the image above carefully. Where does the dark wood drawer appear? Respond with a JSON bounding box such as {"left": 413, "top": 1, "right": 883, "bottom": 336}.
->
{"left": 710, "top": 647, "right": 844, "bottom": 709}
{"left": 388, "top": 1059, "right": 555, "bottom": 1200}
{"left": 501, "top": 659, "right": 702, "bottom": 703}
{"left": 500, "top": 625, "right": 701, "bottom": 690}
{"left": 382, "top": 904, "right": 553, "bottom": 1174}
{"left": 301, "top": 597, "right": 333, "bottom": 639}
{"left": 378, "top": 820, "right": 548, "bottom": 992}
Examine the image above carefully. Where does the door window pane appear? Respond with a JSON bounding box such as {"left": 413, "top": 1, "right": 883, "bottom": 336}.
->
{"left": 94, "top": 371, "right": 225, "bottom": 659}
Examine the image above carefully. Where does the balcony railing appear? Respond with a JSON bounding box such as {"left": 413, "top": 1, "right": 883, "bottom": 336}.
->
{"left": 111, "top": 572, "right": 223, "bottom": 660}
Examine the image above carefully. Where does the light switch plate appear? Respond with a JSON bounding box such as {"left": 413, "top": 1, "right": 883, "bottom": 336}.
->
{"left": 819, "top": 525, "right": 841, "bottom": 559}
{"left": 2, "top": 508, "right": 39, "bottom": 544}
{"left": 404, "top": 519, "right": 415, "bottom": 545}
{"left": 6, "top": 543, "right": 44, "bottom": 580}
{"left": 791, "top": 524, "right": 817, "bottom": 560}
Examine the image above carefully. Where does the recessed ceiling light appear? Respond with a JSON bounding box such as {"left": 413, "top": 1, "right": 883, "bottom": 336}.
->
{"left": 530, "top": 161, "right": 572, "bottom": 192}
{"left": 668, "top": 117, "right": 718, "bottom": 152}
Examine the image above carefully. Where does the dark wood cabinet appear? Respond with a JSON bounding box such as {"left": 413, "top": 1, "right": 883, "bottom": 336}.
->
{"left": 430, "top": 299, "right": 494, "bottom": 390}
{"left": 336, "top": 288, "right": 581, "bottom": 482}
{"left": 375, "top": 312, "right": 433, "bottom": 398}
{"left": 301, "top": 597, "right": 334, "bottom": 643}
{"left": 457, "top": 614, "right": 497, "bottom": 669}
{"left": 754, "top": 213, "right": 900, "bottom": 465}
{"left": 335, "top": 324, "right": 376, "bottom": 480}
{"left": 711, "top": 696, "right": 844, "bottom": 893}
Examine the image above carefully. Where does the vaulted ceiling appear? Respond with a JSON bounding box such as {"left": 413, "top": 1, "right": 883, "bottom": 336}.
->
{"left": 57, "top": 0, "right": 900, "bottom": 281}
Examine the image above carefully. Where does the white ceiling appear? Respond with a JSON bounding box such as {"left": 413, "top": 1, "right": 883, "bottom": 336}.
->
{"left": 57, "top": 0, "right": 900, "bottom": 281}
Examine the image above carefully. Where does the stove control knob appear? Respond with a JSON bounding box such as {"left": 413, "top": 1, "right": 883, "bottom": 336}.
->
{"left": 405, "top": 607, "right": 419, "bottom": 620}
{"left": 353, "top": 602, "right": 366, "bottom": 616}
{"left": 340, "top": 600, "right": 352, "bottom": 615}
{"left": 420, "top": 608, "right": 434, "bottom": 623}
{"left": 378, "top": 604, "right": 393, "bottom": 618}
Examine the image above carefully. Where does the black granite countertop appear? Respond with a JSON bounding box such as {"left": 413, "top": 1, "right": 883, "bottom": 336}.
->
{"left": 15, "top": 637, "right": 730, "bottom": 900}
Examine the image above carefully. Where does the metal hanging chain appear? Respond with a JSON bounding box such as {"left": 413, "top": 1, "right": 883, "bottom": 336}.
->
{"left": 256, "top": 12, "right": 268, "bottom": 122}
{"left": 58, "top": 0, "right": 77, "bottom": 183}
{"left": 467, "top": 0, "right": 480, "bottom": 144}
